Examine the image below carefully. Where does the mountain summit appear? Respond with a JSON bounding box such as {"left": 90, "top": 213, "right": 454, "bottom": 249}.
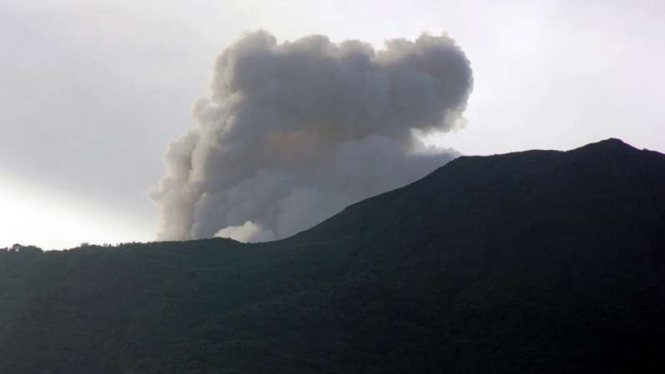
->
{"left": 1, "top": 139, "right": 664, "bottom": 373}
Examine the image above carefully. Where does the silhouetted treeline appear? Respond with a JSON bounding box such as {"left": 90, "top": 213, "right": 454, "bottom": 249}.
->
{"left": 0, "top": 243, "right": 43, "bottom": 254}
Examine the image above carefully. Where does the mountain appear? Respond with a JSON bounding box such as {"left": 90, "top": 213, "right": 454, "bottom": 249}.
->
{"left": 1, "top": 138, "right": 664, "bottom": 373}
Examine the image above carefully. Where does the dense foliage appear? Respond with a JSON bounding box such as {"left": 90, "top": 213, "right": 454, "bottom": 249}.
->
{"left": 1, "top": 139, "right": 664, "bottom": 373}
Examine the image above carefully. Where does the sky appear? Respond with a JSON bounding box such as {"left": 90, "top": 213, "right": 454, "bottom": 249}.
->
{"left": 1, "top": 0, "right": 664, "bottom": 249}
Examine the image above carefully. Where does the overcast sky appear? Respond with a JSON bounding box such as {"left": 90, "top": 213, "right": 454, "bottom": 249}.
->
{"left": 1, "top": 0, "right": 664, "bottom": 249}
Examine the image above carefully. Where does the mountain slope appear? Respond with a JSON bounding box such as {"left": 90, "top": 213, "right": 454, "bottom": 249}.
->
{"left": 1, "top": 138, "right": 664, "bottom": 373}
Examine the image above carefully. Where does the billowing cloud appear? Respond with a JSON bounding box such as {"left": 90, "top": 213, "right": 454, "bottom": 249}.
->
{"left": 152, "top": 30, "right": 473, "bottom": 242}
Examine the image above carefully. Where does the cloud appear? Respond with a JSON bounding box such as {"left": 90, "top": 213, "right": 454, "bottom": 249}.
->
{"left": 152, "top": 30, "right": 473, "bottom": 241}
{"left": 215, "top": 221, "right": 276, "bottom": 243}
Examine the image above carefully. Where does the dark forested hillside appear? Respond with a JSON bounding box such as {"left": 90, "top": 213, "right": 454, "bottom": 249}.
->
{"left": 1, "top": 138, "right": 664, "bottom": 373}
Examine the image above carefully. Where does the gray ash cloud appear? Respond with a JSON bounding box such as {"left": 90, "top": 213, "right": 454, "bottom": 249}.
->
{"left": 152, "top": 31, "right": 473, "bottom": 242}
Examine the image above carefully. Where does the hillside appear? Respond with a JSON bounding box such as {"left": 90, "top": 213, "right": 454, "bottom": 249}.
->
{"left": 1, "top": 138, "right": 664, "bottom": 373}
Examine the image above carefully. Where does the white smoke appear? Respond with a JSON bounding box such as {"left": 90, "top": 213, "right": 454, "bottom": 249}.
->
{"left": 152, "top": 31, "right": 473, "bottom": 242}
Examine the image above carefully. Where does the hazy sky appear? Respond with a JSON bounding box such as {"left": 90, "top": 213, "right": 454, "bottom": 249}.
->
{"left": 1, "top": 0, "right": 664, "bottom": 249}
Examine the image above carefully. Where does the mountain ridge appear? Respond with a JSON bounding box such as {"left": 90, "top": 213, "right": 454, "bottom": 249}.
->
{"left": 1, "top": 138, "right": 664, "bottom": 374}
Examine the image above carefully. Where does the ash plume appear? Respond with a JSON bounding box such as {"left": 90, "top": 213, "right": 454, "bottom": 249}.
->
{"left": 152, "top": 31, "right": 473, "bottom": 242}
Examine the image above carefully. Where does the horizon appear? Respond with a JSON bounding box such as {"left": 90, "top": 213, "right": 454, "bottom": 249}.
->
{"left": 1, "top": 137, "right": 656, "bottom": 251}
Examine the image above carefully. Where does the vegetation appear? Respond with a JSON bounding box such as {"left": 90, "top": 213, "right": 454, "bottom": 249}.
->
{"left": 1, "top": 139, "right": 664, "bottom": 373}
